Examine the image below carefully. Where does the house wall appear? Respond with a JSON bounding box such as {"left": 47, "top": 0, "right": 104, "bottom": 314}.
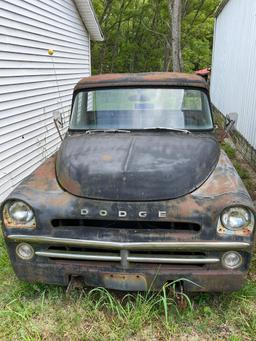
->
{"left": 0, "top": 0, "right": 91, "bottom": 202}
{"left": 211, "top": 0, "right": 256, "bottom": 150}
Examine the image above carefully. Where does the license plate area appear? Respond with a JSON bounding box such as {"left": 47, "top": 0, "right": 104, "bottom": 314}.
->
{"left": 102, "top": 273, "right": 148, "bottom": 291}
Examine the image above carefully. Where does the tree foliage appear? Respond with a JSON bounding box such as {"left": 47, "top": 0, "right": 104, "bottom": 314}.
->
{"left": 91, "top": 0, "right": 221, "bottom": 74}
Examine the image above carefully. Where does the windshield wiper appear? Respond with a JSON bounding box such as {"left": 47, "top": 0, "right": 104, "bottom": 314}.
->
{"left": 85, "top": 129, "right": 131, "bottom": 135}
{"left": 143, "top": 127, "right": 191, "bottom": 134}
{"left": 85, "top": 128, "right": 190, "bottom": 134}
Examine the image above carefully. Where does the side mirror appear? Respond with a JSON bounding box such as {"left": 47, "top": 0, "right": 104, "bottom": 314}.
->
{"left": 53, "top": 110, "right": 63, "bottom": 127}
{"left": 225, "top": 112, "right": 238, "bottom": 133}
{"left": 53, "top": 110, "right": 63, "bottom": 141}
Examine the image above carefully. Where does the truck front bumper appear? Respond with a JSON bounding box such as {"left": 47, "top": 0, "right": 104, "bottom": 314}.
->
{"left": 5, "top": 234, "right": 251, "bottom": 292}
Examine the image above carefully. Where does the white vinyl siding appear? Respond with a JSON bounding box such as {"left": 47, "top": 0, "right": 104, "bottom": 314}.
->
{"left": 0, "top": 0, "right": 91, "bottom": 202}
{"left": 211, "top": 0, "right": 256, "bottom": 149}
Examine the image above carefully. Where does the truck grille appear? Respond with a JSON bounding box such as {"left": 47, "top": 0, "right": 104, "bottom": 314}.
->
{"left": 9, "top": 234, "right": 249, "bottom": 268}
{"left": 51, "top": 219, "right": 201, "bottom": 233}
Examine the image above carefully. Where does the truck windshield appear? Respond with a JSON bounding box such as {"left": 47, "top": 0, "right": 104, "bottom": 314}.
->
{"left": 70, "top": 88, "right": 213, "bottom": 131}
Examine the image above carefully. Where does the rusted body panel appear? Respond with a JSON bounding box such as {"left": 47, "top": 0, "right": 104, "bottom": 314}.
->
{"left": 1, "top": 150, "right": 255, "bottom": 291}
{"left": 3, "top": 151, "right": 254, "bottom": 228}
{"left": 56, "top": 133, "right": 220, "bottom": 201}
{"left": 74, "top": 72, "right": 209, "bottom": 91}
{"left": 9, "top": 258, "right": 247, "bottom": 292}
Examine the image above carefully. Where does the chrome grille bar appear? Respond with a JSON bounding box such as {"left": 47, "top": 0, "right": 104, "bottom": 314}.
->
{"left": 127, "top": 255, "right": 219, "bottom": 264}
{"left": 35, "top": 250, "right": 220, "bottom": 264}
{"left": 7, "top": 235, "right": 251, "bottom": 251}
{"left": 36, "top": 251, "right": 121, "bottom": 262}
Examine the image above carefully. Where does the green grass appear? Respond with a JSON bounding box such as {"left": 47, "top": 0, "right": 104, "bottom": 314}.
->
{"left": 222, "top": 143, "right": 251, "bottom": 181}
{"left": 1, "top": 232, "right": 256, "bottom": 340}
{"left": 221, "top": 142, "right": 254, "bottom": 192}
{"left": 221, "top": 143, "right": 236, "bottom": 160}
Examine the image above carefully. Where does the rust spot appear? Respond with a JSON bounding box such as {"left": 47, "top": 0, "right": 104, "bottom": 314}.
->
{"left": 23, "top": 155, "right": 57, "bottom": 191}
{"left": 195, "top": 151, "right": 247, "bottom": 197}
{"left": 59, "top": 169, "right": 82, "bottom": 196}
{"left": 75, "top": 72, "right": 208, "bottom": 92}
{"left": 2, "top": 205, "right": 36, "bottom": 229}
{"left": 47, "top": 193, "right": 72, "bottom": 208}
{"left": 102, "top": 272, "right": 148, "bottom": 291}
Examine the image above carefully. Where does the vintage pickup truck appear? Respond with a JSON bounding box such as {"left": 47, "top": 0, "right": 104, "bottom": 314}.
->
{"left": 1, "top": 73, "right": 255, "bottom": 292}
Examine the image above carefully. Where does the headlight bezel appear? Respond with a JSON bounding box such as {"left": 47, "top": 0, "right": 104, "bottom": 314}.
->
{"left": 2, "top": 199, "right": 36, "bottom": 229}
{"left": 218, "top": 205, "right": 255, "bottom": 236}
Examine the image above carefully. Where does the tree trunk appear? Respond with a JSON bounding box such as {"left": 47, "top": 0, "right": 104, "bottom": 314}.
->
{"left": 169, "top": 0, "right": 183, "bottom": 72}
{"left": 163, "top": 39, "right": 172, "bottom": 71}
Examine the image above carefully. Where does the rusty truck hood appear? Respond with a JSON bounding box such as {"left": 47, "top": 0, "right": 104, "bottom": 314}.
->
{"left": 56, "top": 133, "right": 219, "bottom": 201}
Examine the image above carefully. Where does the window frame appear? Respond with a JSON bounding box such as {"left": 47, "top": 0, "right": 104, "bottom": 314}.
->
{"left": 69, "top": 86, "right": 214, "bottom": 132}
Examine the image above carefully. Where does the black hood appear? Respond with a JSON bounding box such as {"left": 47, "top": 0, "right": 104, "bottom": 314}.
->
{"left": 56, "top": 133, "right": 219, "bottom": 201}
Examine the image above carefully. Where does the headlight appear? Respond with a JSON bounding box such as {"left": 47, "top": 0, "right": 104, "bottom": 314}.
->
{"left": 221, "top": 207, "right": 251, "bottom": 230}
{"left": 9, "top": 201, "right": 34, "bottom": 223}
{"left": 16, "top": 243, "right": 34, "bottom": 260}
{"left": 2, "top": 200, "right": 36, "bottom": 228}
{"left": 222, "top": 251, "right": 243, "bottom": 269}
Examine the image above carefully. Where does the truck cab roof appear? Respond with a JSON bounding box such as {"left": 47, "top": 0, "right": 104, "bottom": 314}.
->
{"left": 75, "top": 72, "right": 208, "bottom": 91}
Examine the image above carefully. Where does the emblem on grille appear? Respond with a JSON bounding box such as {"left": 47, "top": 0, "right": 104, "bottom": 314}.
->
{"left": 81, "top": 208, "right": 167, "bottom": 218}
